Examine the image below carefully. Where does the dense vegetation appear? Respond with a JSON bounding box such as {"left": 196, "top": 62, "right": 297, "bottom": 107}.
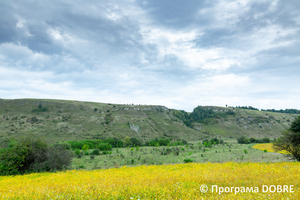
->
{"left": 235, "top": 106, "right": 259, "bottom": 110}
{"left": 1, "top": 99, "right": 298, "bottom": 146}
{"left": 274, "top": 116, "right": 300, "bottom": 161}
{"left": 66, "top": 138, "right": 124, "bottom": 149}
{"left": 237, "top": 136, "right": 272, "bottom": 144}
{"left": 235, "top": 106, "right": 300, "bottom": 114}
{"left": 0, "top": 134, "right": 72, "bottom": 175}
{"left": 32, "top": 103, "right": 48, "bottom": 112}
{"left": 173, "top": 106, "right": 235, "bottom": 127}
{"left": 261, "top": 108, "right": 300, "bottom": 114}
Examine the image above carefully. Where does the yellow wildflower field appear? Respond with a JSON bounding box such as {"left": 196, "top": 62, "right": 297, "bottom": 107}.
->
{"left": 0, "top": 162, "right": 299, "bottom": 199}
{"left": 252, "top": 143, "right": 290, "bottom": 154}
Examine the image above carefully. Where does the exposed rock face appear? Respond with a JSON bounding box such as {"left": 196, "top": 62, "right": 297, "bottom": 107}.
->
{"left": 116, "top": 106, "right": 169, "bottom": 112}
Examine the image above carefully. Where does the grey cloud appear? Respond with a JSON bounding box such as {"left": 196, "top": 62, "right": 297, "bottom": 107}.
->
{"left": 194, "top": 28, "right": 236, "bottom": 48}
{"left": 138, "top": 0, "right": 214, "bottom": 29}
{"left": 194, "top": 0, "right": 300, "bottom": 49}
{"left": 0, "top": 0, "right": 300, "bottom": 111}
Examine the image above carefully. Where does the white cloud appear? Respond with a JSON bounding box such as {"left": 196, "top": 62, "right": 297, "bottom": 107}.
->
{"left": 0, "top": 0, "right": 299, "bottom": 112}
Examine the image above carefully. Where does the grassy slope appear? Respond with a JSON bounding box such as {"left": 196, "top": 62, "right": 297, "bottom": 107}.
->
{"left": 0, "top": 99, "right": 298, "bottom": 146}
{"left": 0, "top": 99, "right": 205, "bottom": 145}
{"left": 200, "top": 107, "right": 296, "bottom": 139}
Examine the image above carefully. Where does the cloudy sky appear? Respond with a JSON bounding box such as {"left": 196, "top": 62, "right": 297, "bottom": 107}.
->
{"left": 0, "top": 0, "right": 299, "bottom": 111}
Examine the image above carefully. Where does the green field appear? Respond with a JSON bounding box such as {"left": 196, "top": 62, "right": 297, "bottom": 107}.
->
{"left": 71, "top": 138, "right": 292, "bottom": 170}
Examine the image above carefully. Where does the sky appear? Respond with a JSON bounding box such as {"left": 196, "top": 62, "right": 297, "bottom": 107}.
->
{"left": 0, "top": 0, "right": 299, "bottom": 112}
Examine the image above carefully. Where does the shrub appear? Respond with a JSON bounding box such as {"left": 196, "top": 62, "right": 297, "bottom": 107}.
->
{"left": 91, "top": 149, "right": 100, "bottom": 155}
{"left": 250, "top": 137, "right": 257, "bottom": 143}
{"left": 32, "top": 103, "right": 48, "bottom": 112}
{"left": 98, "top": 143, "right": 112, "bottom": 151}
{"left": 82, "top": 144, "right": 89, "bottom": 151}
{"left": 53, "top": 142, "right": 71, "bottom": 150}
{"left": 181, "top": 139, "right": 188, "bottom": 145}
{"left": 123, "top": 136, "right": 132, "bottom": 147}
{"left": 130, "top": 137, "right": 142, "bottom": 147}
{"left": 183, "top": 159, "right": 193, "bottom": 163}
{"left": 45, "top": 146, "right": 72, "bottom": 171}
{"left": 237, "top": 136, "right": 250, "bottom": 144}
{"left": 75, "top": 149, "right": 81, "bottom": 156}
{"left": 79, "top": 164, "right": 85, "bottom": 169}
{"left": 263, "top": 138, "right": 271, "bottom": 143}
{"left": 0, "top": 135, "right": 71, "bottom": 175}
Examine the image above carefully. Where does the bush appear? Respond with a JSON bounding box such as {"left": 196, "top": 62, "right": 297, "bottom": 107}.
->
{"left": 123, "top": 136, "right": 132, "bottom": 147}
{"left": 53, "top": 142, "right": 71, "bottom": 150}
{"left": 250, "top": 137, "right": 257, "bottom": 143}
{"left": 130, "top": 137, "right": 142, "bottom": 147}
{"left": 183, "top": 159, "right": 193, "bottom": 163}
{"left": 44, "top": 146, "right": 72, "bottom": 171}
{"left": 98, "top": 143, "right": 112, "bottom": 151}
{"left": 237, "top": 136, "right": 250, "bottom": 144}
{"left": 32, "top": 103, "right": 48, "bottom": 112}
{"left": 0, "top": 135, "right": 72, "bottom": 175}
{"left": 66, "top": 140, "right": 103, "bottom": 150}
{"left": 238, "top": 136, "right": 271, "bottom": 144}
{"left": 256, "top": 138, "right": 265, "bottom": 143}
{"left": 263, "top": 138, "right": 270, "bottom": 143}
{"left": 181, "top": 139, "right": 188, "bottom": 145}
{"left": 79, "top": 164, "right": 85, "bottom": 169}
{"left": 102, "top": 151, "right": 110, "bottom": 155}
{"left": 149, "top": 138, "right": 170, "bottom": 146}
{"left": 91, "top": 149, "right": 100, "bottom": 155}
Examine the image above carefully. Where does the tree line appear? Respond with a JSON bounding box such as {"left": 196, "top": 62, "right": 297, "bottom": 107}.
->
{"left": 261, "top": 109, "right": 300, "bottom": 114}
{"left": 237, "top": 136, "right": 273, "bottom": 144}
{"left": 173, "top": 106, "right": 234, "bottom": 127}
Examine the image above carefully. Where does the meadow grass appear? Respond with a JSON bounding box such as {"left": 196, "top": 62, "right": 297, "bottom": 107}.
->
{"left": 71, "top": 139, "right": 291, "bottom": 170}
{"left": 0, "top": 162, "right": 299, "bottom": 199}
{"left": 252, "top": 143, "right": 290, "bottom": 154}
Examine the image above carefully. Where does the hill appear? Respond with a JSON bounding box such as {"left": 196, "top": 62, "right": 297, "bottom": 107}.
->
{"left": 0, "top": 98, "right": 298, "bottom": 146}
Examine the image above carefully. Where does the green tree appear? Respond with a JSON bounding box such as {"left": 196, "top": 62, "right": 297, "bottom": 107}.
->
{"left": 82, "top": 144, "right": 89, "bottom": 155}
{"left": 290, "top": 116, "right": 300, "bottom": 133}
{"left": 98, "top": 143, "right": 112, "bottom": 151}
{"left": 123, "top": 136, "right": 132, "bottom": 147}
{"left": 0, "top": 140, "right": 30, "bottom": 175}
{"left": 75, "top": 149, "right": 81, "bottom": 156}
{"left": 0, "top": 134, "right": 71, "bottom": 175}
{"left": 82, "top": 144, "right": 89, "bottom": 151}
{"left": 274, "top": 116, "right": 300, "bottom": 161}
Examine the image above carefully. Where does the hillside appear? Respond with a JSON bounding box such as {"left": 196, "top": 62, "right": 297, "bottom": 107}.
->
{"left": 0, "top": 99, "right": 298, "bottom": 146}
{"left": 0, "top": 99, "right": 206, "bottom": 145}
